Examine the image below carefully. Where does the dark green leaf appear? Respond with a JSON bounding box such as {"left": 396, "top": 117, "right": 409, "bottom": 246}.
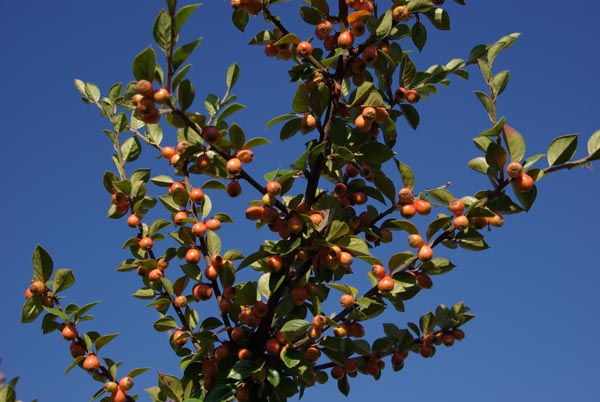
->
{"left": 132, "top": 46, "right": 157, "bottom": 81}
{"left": 358, "top": 142, "right": 395, "bottom": 164}
{"left": 411, "top": 21, "right": 427, "bottom": 52}
{"left": 121, "top": 136, "right": 142, "bottom": 162}
{"left": 52, "top": 269, "right": 75, "bottom": 294}
{"left": 21, "top": 296, "right": 43, "bottom": 323}
{"left": 242, "top": 137, "right": 271, "bottom": 149}
{"left": 178, "top": 79, "right": 195, "bottom": 111}
{"left": 400, "top": 103, "right": 420, "bottom": 129}
{"left": 232, "top": 7, "right": 249, "bottom": 32}
{"left": 32, "top": 245, "right": 53, "bottom": 283}
{"left": 172, "top": 39, "right": 202, "bottom": 71}
{"left": 153, "top": 9, "right": 171, "bottom": 52}
{"left": 175, "top": 4, "right": 201, "bottom": 32}
{"left": 95, "top": 333, "right": 119, "bottom": 352}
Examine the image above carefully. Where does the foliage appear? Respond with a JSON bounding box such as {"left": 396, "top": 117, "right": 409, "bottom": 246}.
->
{"left": 18, "top": 0, "right": 599, "bottom": 401}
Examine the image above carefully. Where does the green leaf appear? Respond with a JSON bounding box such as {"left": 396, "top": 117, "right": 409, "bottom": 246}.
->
{"left": 267, "top": 368, "right": 281, "bottom": 387}
{"left": 280, "top": 118, "right": 301, "bottom": 141}
{"left": 381, "top": 219, "right": 419, "bottom": 234}
{"left": 52, "top": 269, "right": 75, "bottom": 294}
{"left": 178, "top": 79, "right": 195, "bottom": 111}
{"left": 242, "top": 137, "right": 271, "bottom": 149}
{"left": 248, "top": 30, "right": 276, "bottom": 45}
{"left": 151, "top": 175, "right": 174, "bottom": 187}
{"left": 21, "top": 296, "right": 43, "bottom": 323}
{"left": 425, "top": 7, "right": 450, "bottom": 30}
{"left": 426, "top": 215, "right": 452, "bottom": 240}
{"left": 292, "top": 84, "right": 309, "bottom": 113}
{"left": 121, "top": 136, "right": 142, "bottom": 162}
{"left": 326, "top": 220, "right": 349, "bottom": 242}
{"left": 326, "top": 282, "right": 359, "bottom": 297}
{"left": 351, "top": 81, "right": 375, "bottom": 107}
{"left": 95, "top": 333, "right": 119, "bottom": 352}
{"left": 395, "top": 159, "right": 415, "bottom": 189}
{"left": 485, "top": 142, "right": 508, "bottom": 171}
{"left": 400, "top": 103, "right": 420, "bottom": 129}
{"left": 280, "top": 319, "right": 311, "bottom": 343}
{"left": 547, "top": 134, "right": 578, "bottom": 167}
{"left": 227, "top": 360, "right": 257, "bottom": 380}
{"left": 206, "top": 230, "right": 221, "bottom": 255}
{"left": 153, "top": 316, "right": 178, "bottom": 332}
{"left": 492, "top": 70, "right": 510, "bottom": 96}
{"left": 158, "top": 372, "right": 184, "bottom": 402}
{"left": 478, "top": 116, "right": 505, "bottom": 137}
{"left": 175, "top": 4, "right": 201, "bottom": 32}
{"left": 411, "top": 21, "right": 427, "bottom": 52}
{"left": 153, "top": 9, "right": 172, "bottom": 52}
{"left": 407, "top": 0, "right": 434, "bottom": 13}
{"left": 388, "top": 252, "right": 414, "bottom": 271}
{"left": 376, "top": 9, "right": 394, "bottom": 39}
{"left": 266, "top": 113, "right": 298, "bottom": 129}
{"left": 300, "top": 6, "right": 324, "bottom": 25}
{"left": 374, "top": 175, "right": 396, "bottom": 203}
{"left": 587, "top": 129, "right": 600, "bottom": 158}
{"left": 358, "top": 142, "right": 394, "bottom": 164}
{"left": 126, "top": 367, "right": 151, "bottom": 378}
{"left": 400, "top": 55, "right": 417, "bottom": 88}
{"left": 503, "top": 124, "right": 526, "bottom": 162}
{"left": 477, "top": 58, "right": 492, "bottom": 82}
{"left": 201, "top": 180, "right": 226, "bottom": 190}
{"left": 473, "top": 90, "right": 494, "bottom": 119}
{"left": 132, "top": 46, "right": 157, "bottom": 81}
{"left": 226, "top": 63, "right": 240, "bottom": 90}
{"left": 512, "top": 182, "right": 537, "bottom": 211}
{"left": 426, "top": 188, "right": 454, "bottom": 205}
{"left": 229, "top": 123, "right": 245, "bottom": 151}
{"left": 468, "top": 157, "right": 496, "bottom": 176}
{"left": 215, "top": 103, "right": 246, "bottom": 124}
{"left": 232, "top": 7, "right": 249, "bottom": 32}
{"left": 32, "top": 245, "right": 53, "bottom": 282}
{"left": 419, "top": 311, "right": 436, "bottom": 334}
{"left": 172, "top": 39, "right": 202, "bottom": 71}
{"left": 84, "top": 82, "right": 101, "bottom": 103}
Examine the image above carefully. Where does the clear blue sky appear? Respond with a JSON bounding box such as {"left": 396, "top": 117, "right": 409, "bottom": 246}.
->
{"left": 1, "top": 1, "right": 599, "bottom": 401}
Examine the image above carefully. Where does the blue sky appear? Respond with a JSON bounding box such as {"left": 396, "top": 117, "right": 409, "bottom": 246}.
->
{"left": 1, "top": 1, "right": 599, "bottom": 401}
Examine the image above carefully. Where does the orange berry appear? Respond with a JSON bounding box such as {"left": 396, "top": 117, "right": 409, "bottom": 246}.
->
{"left": 339, "top": 294, "right": 355, "bottom": 308}
{"left": 206, "top": 218, "right": 222, "bottom": 231}
{"left": 448, "top": 198, "right": 465, "bottom": 216}
{"left": 226, "top": 158, "right": 243, "bottom": 176}
{"left": 83, "top": 354, "right": 101, "bottom": 372}
{"left": 414, "top": 199, "right": 431, "bottom": 215}
{"left": 453, "top": 215, "right": 469, "bottom": 230}
{"left": 417, "top": 245, "right": 433, "bottom": 261}
{"left": 337, "top": 31, "right": 354, "bottom": 49}
{"left": 296, "top": 41, "right": 313, "bottom": 59}
{"left": 506, "top": 161, "right": 523, "bottom": 178}
{"left": 377, "top": 275, "right": 395, "bottom": 292}
{"left": 139, "top": 237, "right": 153, "bottom": 250}
{"left": 514, "top": 173, "right": 535, "bottom": 192}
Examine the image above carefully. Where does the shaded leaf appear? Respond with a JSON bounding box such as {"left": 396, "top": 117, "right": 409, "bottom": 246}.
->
{"left": 547, "top": 134, "right": 578, "bottom": 166}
